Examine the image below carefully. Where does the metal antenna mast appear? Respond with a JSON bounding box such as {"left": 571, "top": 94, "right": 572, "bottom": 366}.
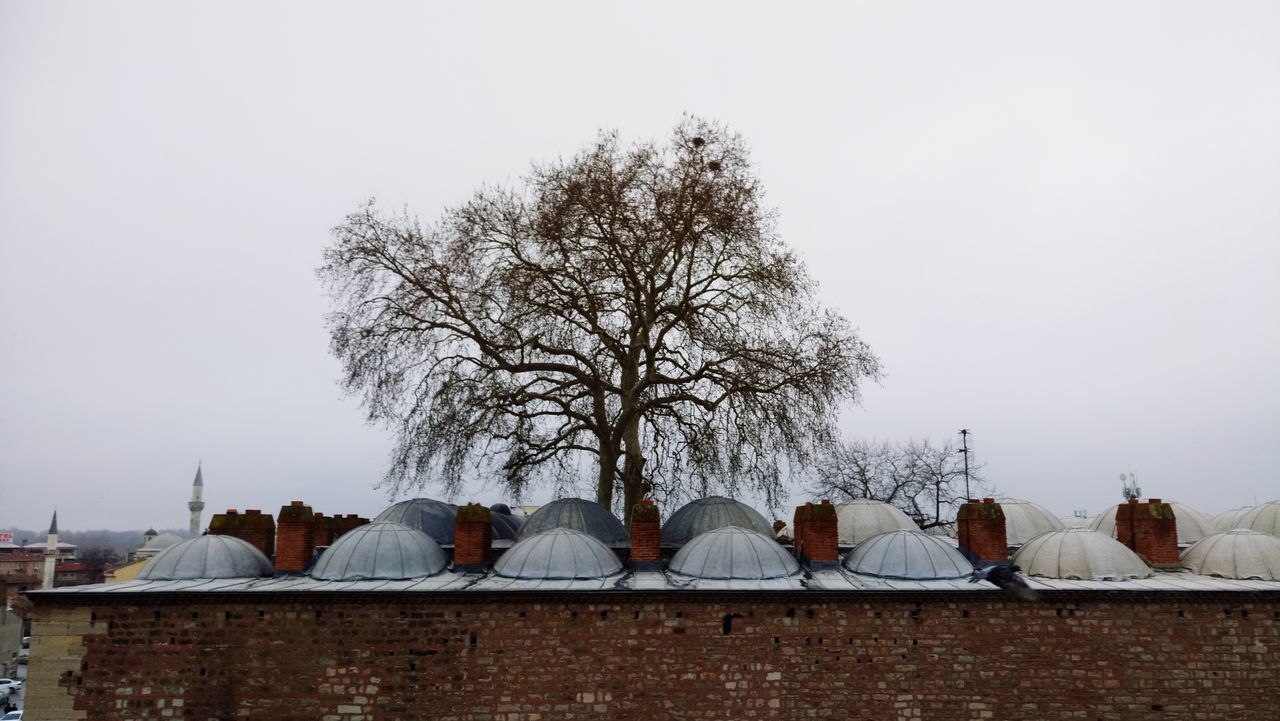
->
{"left": 959, "top": 429, "right": 971, "bottom": 500}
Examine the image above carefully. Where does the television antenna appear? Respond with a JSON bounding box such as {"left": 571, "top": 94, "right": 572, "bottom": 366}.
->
{"left": 1119, "top": 472, "right": 1141, "bottom": 501}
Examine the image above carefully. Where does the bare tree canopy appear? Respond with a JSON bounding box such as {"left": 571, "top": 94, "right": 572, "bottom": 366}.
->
{"left": 810, "top": 438, "right": 992, "bottom": 531}
{"left": 320, "top": 118, "right": 881, "bottom": 521}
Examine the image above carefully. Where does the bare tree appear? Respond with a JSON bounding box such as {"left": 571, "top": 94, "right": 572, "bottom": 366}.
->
{"left": 321, "top": 118, "right": 880, "bottom": 522}
{"left": 810, "top": 438, "right": 992, "bottom": 531}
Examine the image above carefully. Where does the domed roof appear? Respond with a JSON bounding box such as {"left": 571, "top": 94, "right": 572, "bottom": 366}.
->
{"left": 835, "top": 499, "right": 918, "bottom": 545}
{"left": 1012, "top": 528, "right": 1152, "bottom": 581}
{"left": 661, "top": 496, "right": 772, "bottom": 546}
{"left": 1213, "top": 506, "right": 1254, "bottom": 533}
{"left": 1180, "top": 530, "right": 1280, "bottom": 580}
{"left": 668, "top": 526, "right": 800, "bottom": 580}
{"left": 493, "top": 528, "right": 622, "bottom": 580}
{"left": 374, "top": 498, "right": 457, "bottom": 544}
{"left": 1088, "top": 501, "right": 1218, "bottom": 545}
{"left": 518, "top": 498, "right": 629, "bottom": 545}
{"left": 997, "top": 498, "right": 1065, "bottom": 545}
{"left": 1237, "top": 501, "right": 1280, "bottom": 537}
{"left": 842, "top": 530, "right": 973, "bottom": 580}
{"left": 310, "top": 521, "right": 447, "bottom": 581}
{"left": 141, "top": 532, "right": 184, "bottom": 551}
{"left": 489, "top": 503, "right": 525, "bottom": 540}
{"left": 138, "top": 535, "right": 273, "bottom": 581}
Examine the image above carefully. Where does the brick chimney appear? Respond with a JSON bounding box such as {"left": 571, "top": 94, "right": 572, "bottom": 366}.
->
{"left": 1115, "top": 498, "right": 1179, "bottom": 565}
{"left": 793, "top": 500, "right": 839, "bottom": 568}
{"left": 332, "top": 513, "right": 369, "bottom": 543}
{"left": 453, "top": 504, "right": 492, "bottom": 572}
{"left": 208, "top": 508, "right": 276, "bottom": 559}
{"left": 275, "top": 501, "right": 316, "bottom": 573}
{"left": 957, "top": 498, "right": 1007, "bottom": 562}
{"left": 630, "top": 499, "right": 661, "bottom": 570}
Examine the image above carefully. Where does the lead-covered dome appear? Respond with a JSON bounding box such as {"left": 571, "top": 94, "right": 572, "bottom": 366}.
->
{"left": 518, "top": 498, "right": 629, "bottom": 545}
{"left": 310, "top": 521, "right": 447, "bottom": 581}
{"left": 835, "top": 500, "right": 918, "bottom": 546}
{"left": 997, "top": 498, "right": 1065, "bottom": 545}
{"left": 1088, "top": 501, "right": 1218, "bottom": 545}
{"left": 494, "top": 528, "right": 622, "bottom": 580}
{"left": 138, "top": 535, "right": 274, "bottom": 580}
{"left": 1237, "top": 501, "right": 1280, "bottom": 537}
{"left": 489, "top": 503, "right": 525, "bottom": 540}
{"left": 1180, "top": 530, "right": 1280, "bottom": 580}
{"left": 661, "top": 496, "right": 772, "bottom": 546}
{"left": 1012, "top": 528, "right": 1152, "bottom": 581}
{"left": 668, "top": 526, "right": 799, "bottom": 580}
{"left": 375, "top": 498, "right": 457, "bottom": 544}
{"left": 842, "top": 530, "right": 973, "bottom": 580}
{"left": 1213, "top": 506, "right": 1254, "bottom": 533}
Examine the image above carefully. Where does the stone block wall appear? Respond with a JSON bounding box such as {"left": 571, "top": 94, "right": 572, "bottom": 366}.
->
{"left": 24, "top": 592, "right": 1280, "bottom": 720}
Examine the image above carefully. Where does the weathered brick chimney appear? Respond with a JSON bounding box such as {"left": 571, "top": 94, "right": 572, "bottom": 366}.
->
{"left": 1115, "top": 498, "right": 1180, "bottom": 565}
{"left": 793, "top": 500, "right": 838, "bottom": 568}
{"left": 957, "top": 498, "right": 1008, "bottom": 562}
{"left": 208, "top": 508, "right": 276, "bottom": 559}
{"left": 630, "top": 499, "right": 661, "bottom": 570}
{"left": 274, "top": 501, "right": 316, "bottom": 573}
{"left": 453, "top": 504, "right": 492, "bottom": 573}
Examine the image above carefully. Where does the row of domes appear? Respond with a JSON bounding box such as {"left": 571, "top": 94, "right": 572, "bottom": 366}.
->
{"left": 135, "top": 498, "right": 1280, "bottom": 583}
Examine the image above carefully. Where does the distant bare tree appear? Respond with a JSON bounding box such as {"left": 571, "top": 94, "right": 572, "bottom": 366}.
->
{"left": 810, "top": 438, "right": 991, "bottom": 531}
{"left": 321, "top": 117, "right": 881, "bottom": 522}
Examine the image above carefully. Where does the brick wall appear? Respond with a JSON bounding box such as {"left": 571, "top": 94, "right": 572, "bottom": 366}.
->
{"left": 25, "top": 591, "right": 1279, "bottom": 721}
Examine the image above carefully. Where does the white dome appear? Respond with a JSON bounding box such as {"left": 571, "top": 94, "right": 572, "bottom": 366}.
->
{"left": 138, "top": 535, "right": 274, "bottom": 580}
{"left": 1089, "top": 501, "right": 1219, "bottom": 545}
{"left": 997, "top": 498, "right": 1065, "bottom": 545}
{"left": 494, "top": 528, "right": 621, "bottom": 580}
{"left": 1212, "top": 506, "right": 1254, "bottom": 533}
{"left": 1237, "top": 501, "right": 1280, "bottom": 537}
{"left": 1012, "top": 528, "right": 1152, "bottom": 581}
{"left": 842, "top": 530, "right": 973, "bottom": 580}
{"left": 661, "top": 496, "right": 772, "bottom": 546}
{"left": 835, "top": 500, "right": 917, "bottom": 545}
{"left": 310, "top": 521, "right": 447, "bottom": 581}
{"left": 669, "top": 526, "right": 800, "bottom": 580}
{"left": 519, "top": 498, "right": 629, "bottom": 545}
{"left": 1180, "top": 530, "right": 1280, "bottom": 580}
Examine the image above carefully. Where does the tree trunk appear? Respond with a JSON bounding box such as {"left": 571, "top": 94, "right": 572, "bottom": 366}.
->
{"left": 620, "top": 415, "right": 645, "bottom": 526}
{"left": 596, "top": 447, "right": 616, "bottom": 510}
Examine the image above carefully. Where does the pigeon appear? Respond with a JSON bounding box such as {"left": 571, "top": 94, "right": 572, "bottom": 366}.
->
{"left": 970, "top": 563, "right": 1039, "bottom": 601}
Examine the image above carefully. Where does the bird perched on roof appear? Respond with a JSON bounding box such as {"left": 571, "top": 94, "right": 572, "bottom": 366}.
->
{"left": 970, "top": 563, "right": 1039, "bottom": 601}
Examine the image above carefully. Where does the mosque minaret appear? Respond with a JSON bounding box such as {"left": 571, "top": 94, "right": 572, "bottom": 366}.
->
{"left": 189, "top": 462, "right": 205, "bottom": 537}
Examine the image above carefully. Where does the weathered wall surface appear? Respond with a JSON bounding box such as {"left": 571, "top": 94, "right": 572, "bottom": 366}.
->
{"left": 25, "top": 592, "right": 1280, "bottom": 721}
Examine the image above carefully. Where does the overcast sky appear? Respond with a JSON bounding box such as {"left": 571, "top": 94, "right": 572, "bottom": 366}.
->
{"left": 1, "top": 1, "right": 1277, "bottom": 532}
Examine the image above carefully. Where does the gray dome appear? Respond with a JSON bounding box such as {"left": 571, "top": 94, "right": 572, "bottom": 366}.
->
{"left": 375, "top": 498, "right": 457, "bottom": 544}
{"left": 310, "top": 521, "right": 447, "bottom": 581}
{"left": 668, "top": 526, "right": 800, "bottom": 580}
{"left": 141, "top": 531, "right": 184, "bottom": 551}
{"left": 997, "top": 498, "right": 1065, "bottom": 545}
{"left": 1088, "top": 501, "right": 1218, "bottom": 545}
{"left": 1213, "top": 506, "right": 1254, "bottom": 533}
{"left": 835, "top": 499, "right": 918, "bottom": 545}
{"left": 1180, "top": 529, "right": 1280, "bottom": 580}
{"left": 1237, "top": 501, "right": 1280, "bottom": 537}
{"left": 842, "top": 530, "right": 973, "bottom": 580}
{"left": 138, "top": 535, "right": 273, "bottom": 580}
{"left": 518, "top": 498, "right": 629, "bottom": 545}
{"left": 661, "top": 496, "right": 772, "bottom": 546}
{"left": 1012, "top": 528, "right": 1152, "bottom": 581}
{"left": 489, "top": 506, "right": 525, "bottom": 540}
{"left": 493, "top": 528, "right": 622, "bottom": 580}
